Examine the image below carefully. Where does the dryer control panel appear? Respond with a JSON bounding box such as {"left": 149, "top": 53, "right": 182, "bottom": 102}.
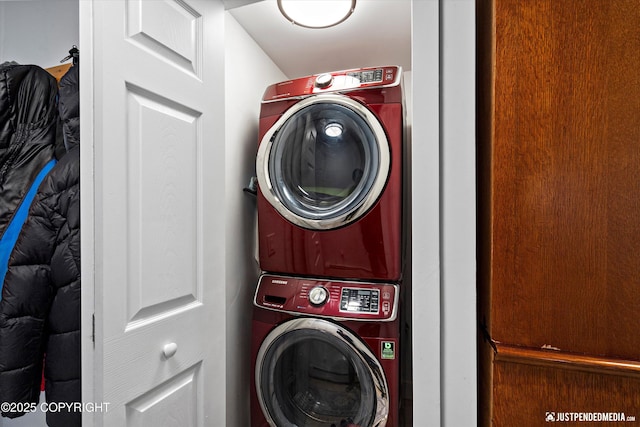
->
{"left": 255, "top": 274, "right": 399, "bottom": 321}
{"left": 262, "top": 65, "right": 402, "bottom": 102}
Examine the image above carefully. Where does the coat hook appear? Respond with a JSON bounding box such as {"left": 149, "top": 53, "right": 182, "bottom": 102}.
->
{"left": 60, "top": 45, "right": 79, "bottom": 65}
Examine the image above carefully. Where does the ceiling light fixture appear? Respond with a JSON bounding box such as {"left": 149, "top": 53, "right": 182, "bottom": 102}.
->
{"left": 277, "top": 0, "right": 356, "bottom": 29}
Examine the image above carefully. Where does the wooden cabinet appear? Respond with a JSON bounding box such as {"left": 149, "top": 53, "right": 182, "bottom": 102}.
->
{"left": 478, "top": 0, "right": 640, "bottom": 424}
{"left": 492, "top": 351, "right": 640, "bottom": 425}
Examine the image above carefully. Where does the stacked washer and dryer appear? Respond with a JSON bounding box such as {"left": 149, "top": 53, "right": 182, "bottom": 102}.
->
{"left": 251, "top": 66, "right": 407, "bottom": 427}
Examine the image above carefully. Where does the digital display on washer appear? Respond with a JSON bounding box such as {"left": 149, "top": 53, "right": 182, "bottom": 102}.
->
{"left": 347, "top": 69, "right": 383, "bottom": 84}
{"left": 339, "top": 288, "right": 380, "bottom": 314}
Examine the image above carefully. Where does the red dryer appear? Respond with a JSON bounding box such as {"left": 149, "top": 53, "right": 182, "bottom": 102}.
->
{"left": 256, "top": 66, "right": 405, "bottom": 282}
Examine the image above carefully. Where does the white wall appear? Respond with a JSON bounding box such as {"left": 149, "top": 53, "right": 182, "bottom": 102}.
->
{"left": 223, "top": 12, "right": 287, "bottom": 427}
{"left": 0, "top": 0, "right": 78, "bottom": 67}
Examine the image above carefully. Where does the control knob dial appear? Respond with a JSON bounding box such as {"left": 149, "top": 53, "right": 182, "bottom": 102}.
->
{"left": 308, "top": 286, "right": 329, "bottom": 306}
{"left": 315, "top": 73, "right": 333, "bottom": 89}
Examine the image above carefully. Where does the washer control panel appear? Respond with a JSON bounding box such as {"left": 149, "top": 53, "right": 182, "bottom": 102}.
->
{"left": 255, "top": 274, "right": 398, "bottom": 321}
{"left": 262, "top": 66, "right": 402, "bottom": 102}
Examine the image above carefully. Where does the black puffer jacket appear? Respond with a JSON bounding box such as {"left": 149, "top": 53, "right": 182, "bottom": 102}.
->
{"left": 0, "top": 64, "right": 80, "bottom": 427}
{"left": 0, "top": 62, "right": 58, "bottom": 237}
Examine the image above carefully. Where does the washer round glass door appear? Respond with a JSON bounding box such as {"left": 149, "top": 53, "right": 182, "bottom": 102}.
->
{"left": 256, "top": 94, "right": 390, "bottom": 230}
{"left": 255, "top": 318, "right": 389, "bottom": 427}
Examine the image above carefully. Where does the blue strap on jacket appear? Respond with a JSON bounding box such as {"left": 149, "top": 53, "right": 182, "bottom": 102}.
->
{"left": 0, "top": 159, "right": 57, "bottom": 299}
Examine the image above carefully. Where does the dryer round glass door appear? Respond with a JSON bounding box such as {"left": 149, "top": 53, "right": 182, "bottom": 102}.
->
{"left": 255, "top": 318, "right": 389, "bottom": 427}
{"left": 257, "top": 94, "right": 390, "bottom": 230}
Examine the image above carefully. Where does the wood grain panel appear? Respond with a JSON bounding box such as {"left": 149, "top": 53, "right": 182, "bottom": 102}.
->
{"left": 493, "top": 357, "right": 640, "bottom": 426}
{"left": 482, "top": 0, "right": 640, "bottom": 359}
{"left": 495, "top": 344, "right": 640, "bottom": 379}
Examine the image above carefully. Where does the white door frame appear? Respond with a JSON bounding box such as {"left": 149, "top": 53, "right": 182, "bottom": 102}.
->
{"left": 410, "top": 0, "right": 477, "bottom": 425}
{"left": 79, "top": 1, "right": 96, "bottom": 423}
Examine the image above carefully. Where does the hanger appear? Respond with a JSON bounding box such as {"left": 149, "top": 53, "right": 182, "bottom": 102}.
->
{"left": 45, "top": 45, "right": 79, "bottom": 84}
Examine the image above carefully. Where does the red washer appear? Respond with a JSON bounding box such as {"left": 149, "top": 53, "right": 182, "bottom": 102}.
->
{"left": 256, "top": 66, "right": 405, "bottom": 282}
{"left": 250, "top": 274, "right": 401, "bottom": 427}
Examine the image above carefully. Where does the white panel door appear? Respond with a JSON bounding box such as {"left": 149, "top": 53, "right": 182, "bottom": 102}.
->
{"left": 86, "top": 0, "right": 225, "bottom": 425}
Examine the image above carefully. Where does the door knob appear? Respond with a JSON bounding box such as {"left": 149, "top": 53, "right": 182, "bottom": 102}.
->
{"left": 163, "top": 342, "right": 178, "bottom": 359}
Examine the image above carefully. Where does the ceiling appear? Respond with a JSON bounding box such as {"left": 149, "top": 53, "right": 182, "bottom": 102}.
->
{"left": 225, "top": 0, "right": 412, "bottom": 79}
